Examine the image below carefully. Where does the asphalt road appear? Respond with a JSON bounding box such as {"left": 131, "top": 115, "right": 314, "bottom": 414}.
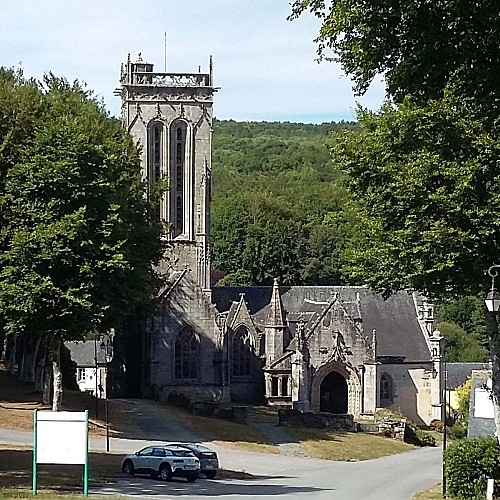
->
{"left": 0, "top": 399, "right": 442, "bottom": 499}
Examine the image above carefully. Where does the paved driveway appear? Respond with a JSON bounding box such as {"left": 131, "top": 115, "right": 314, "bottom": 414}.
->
{"left": 92, "top": 446, "right": 441, "bottom": 499}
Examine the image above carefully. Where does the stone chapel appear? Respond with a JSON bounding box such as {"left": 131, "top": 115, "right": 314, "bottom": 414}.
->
{"left": 113, "top": 54, "right": 444, "bottom": 426}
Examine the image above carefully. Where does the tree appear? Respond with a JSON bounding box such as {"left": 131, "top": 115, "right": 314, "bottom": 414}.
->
{"left": 0, "top": 72, "right": 162, "bottom": 409}
{"left": 289, "top": 0, "right": 500, "bottom": 119}
{"left": 331, "top": 97, "right": 500, "bottom": 435}
{"left": 290, "top": 0, "right": 500, "bottom": 439}
{"left": 437, "top": 322, "right": 488, "bottom": 363}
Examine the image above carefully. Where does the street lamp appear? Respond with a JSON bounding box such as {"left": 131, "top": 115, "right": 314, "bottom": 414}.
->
{"left": 485, "top": 265, "right": 500, "bottom": 312}
{"left": 100, "top": 329, "right": 114, "bottom": 452}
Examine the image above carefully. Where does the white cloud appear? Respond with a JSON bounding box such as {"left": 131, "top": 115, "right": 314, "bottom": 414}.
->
{"left": 0, "top": 0, "right": 385, "bottom": 123}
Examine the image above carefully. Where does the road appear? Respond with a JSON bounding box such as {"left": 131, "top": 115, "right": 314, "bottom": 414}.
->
{"left": 0, "top": 399, "right": 442, "bottom": 499}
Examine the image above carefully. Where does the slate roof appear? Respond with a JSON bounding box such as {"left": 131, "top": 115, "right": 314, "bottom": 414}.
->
{"left": 446, "top": 362, "right": 491, "bottom": 389}
{"left": 212, "top": 285, "right": 430, "bottom": 362}
{"left": 65, "top": 341, "right": 107, "bottom": 367}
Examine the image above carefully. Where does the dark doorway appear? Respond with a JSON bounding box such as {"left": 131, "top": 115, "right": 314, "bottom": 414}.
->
{"left": 320, "top": 371, "right": 348, "bottom": 414}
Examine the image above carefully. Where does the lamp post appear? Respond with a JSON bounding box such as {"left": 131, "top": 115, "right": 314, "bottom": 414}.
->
{"left": 100, "top": 329, "right": 114, "bottom": 453}
{"left": 485, "top": 265, "right": 500, "bottom": 313}
{"left": 442, "top": 345, "right": 447, "bottom": 500}
{"left": 94, "top": 337, "right": 99, "bottom": 420}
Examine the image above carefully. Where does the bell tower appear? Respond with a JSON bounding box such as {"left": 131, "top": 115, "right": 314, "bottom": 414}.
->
{"left": 117, "top": 54, "right": 215, "bottom": 293}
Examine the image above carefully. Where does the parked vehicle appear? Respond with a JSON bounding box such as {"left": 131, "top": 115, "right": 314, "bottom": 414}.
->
{"left": 121, "top": 445, "right": 200, "bottom": 482}
{"left": 165, "top": 442, "right": 219, "bottom": 479}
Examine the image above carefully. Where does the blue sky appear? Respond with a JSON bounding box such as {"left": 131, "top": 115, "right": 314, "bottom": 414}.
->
{"left": 0, "top": 0, "right": 385, "bottom": 123}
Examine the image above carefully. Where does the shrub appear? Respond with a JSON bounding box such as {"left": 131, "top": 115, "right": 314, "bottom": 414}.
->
{"left": 416, "top": 429, "right": 436, "bottom": 447}
{"left": 430, "top": 419, "right": 444, "bottom": 433}
{"left": 447, "top": 423, "right": 466, "bottom": 441}
{"left": 445, "top": 436, "right": 500, "bottom": 500}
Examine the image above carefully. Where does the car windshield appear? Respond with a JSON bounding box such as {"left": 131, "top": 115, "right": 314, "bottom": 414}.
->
{"left": 171, "top": 450, "right": 193, "bottom": 457}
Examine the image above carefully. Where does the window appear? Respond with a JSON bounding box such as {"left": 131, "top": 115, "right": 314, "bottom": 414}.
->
{"left": 77, "top": 368, "right": 86, "bottom": 381}
{"left": 153, "top": 125, "right": 162, "bottom": 183}
{"left": 380, "top": 372, "right": 394, "bottom": 406}
{"left": 231, "top": 327, "right": 253, "bottom": 377}
{"left": 282, "top": 376, "right": 289, "bottom": 397}
{"left": 170, "top": 122, "right": 187, "bottom": 237}
{"left": 174, "top": 327, "right": 199, "bottom": 380}
{"left": 271, "top": 377, "right": 279, "bottom": 396}
{"left": 149, "top": 122, "right": 163, "bottom": 221}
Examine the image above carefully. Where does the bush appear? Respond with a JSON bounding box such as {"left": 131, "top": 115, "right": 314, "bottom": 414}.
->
{"left": 445, "top": 436, "right": 500, "bottom": 500}
{"left": 416, "top": 429, "right": 436, "bottom": 447}
{"left": 430, "top": 419, "right": 444, "bottom": 433}
{"left": 448, "top": 423, "right": 466, "bottom": 440}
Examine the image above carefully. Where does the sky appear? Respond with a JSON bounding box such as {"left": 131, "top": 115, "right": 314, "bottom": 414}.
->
{"left": 0, "top": 0, "right": 385, "bottom": 123}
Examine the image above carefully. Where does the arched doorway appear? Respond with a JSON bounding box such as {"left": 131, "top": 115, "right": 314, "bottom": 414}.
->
{"left": 320, "top": 371, "right": 348, "bottom": 414}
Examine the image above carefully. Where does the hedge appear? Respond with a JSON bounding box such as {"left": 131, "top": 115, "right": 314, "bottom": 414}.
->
{"left": 445, "top": 436, "right": 500, "bottom": 499}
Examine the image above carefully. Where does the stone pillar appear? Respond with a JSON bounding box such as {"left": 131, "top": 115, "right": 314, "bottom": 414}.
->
{"left": 264, "top": 372, "right": 272, "bottom": 399}
{"left": 363, "top": 363, "right": 377, "bottom": 415}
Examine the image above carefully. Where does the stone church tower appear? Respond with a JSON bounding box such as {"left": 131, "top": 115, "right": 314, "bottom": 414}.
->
{"left": 118, "top": 54, "right": 215, "bottom": 293}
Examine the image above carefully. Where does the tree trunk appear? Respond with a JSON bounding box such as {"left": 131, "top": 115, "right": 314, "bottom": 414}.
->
{"left": 18, "top": 335, "right": 27, "bottom": 381}
{"left": 5, "top": 332, "right": 17, "bottom": 375}
{"left": 0, "top": 331, "right": 6, "bottom": 362}
{"left": 42, "top": 341, "right": 52, "bottom": 405}
{"left": 30, "top": 336, "right": 42, "bottom": 384}
{"left": 52, "top": 338, "right": 63, "bottom": 411}
{"left": 486, "top": 308, "right": 500, "bottom": 443}
{"left": 35, "top": 336, "right": 48, "bottom": 394}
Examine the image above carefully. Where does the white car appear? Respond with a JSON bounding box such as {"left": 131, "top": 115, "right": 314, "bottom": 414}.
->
{"left": 121, "top": 445, "right": 200, "bottom": 482}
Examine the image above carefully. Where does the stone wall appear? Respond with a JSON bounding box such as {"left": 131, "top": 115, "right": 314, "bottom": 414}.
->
{"left": 278, "top": 409, "right": 357, "bottom": 431}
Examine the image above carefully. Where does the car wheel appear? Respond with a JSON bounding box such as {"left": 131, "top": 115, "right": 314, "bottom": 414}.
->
{"left": 159, "top": 464, "right": 172, "bottom": 482}
{"left": 122, "top": 460, "right": 135, "bottom": 476}
{"left": 204, "top": 471, "right": 217, "bottom": 479}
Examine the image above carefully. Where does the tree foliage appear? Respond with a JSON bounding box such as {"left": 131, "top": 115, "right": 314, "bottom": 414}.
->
{"left": 335, "top": 97, "right": 500, "bottom": 299}
{"left": 211, "top": 119, "right": 359, "bottom": 285}
{"left": 289, "top": 0, "right": 500, "bottom": 118}
{"left": 0, "top": 69, "right": 162, "bottom": 405}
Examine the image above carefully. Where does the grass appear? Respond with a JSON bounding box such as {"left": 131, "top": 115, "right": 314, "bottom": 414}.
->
{"left": 413, "top": 483, "right": 444, "bottom": 499}
{"left": 163, "top": 403, "right": 417, "bottom": 461}
{"left": 163, "top": 403, "right": 278, "bottom": 454}
{"left": 0, "top": 362, "right": 421, "bottom": 465}
{"left": 0, "top": 364, "right": 142, "bottom": 439}
{"left": 0, "top": 445, "right": 123, "bottom": 497}
{"left": 288, "top": 427, "right": 416, "bottom": 461}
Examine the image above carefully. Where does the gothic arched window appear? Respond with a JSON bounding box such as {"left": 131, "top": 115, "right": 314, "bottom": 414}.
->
{"left": 231, "top": 327, "right": 253, "bottom": 377}
{"left": 149, "top": 122, "right": 163, "bottom": 221}
{"left": 174, "top": 327, "right": 199, "bottom": 380}
{"left": 170, "top": 121, "right": 187, "bottom": 237}
{"left": 380, "top": 372, "right": 394, "bottom": 406}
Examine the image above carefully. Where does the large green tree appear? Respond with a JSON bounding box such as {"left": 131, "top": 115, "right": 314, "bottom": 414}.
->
{"left": 332, "top": 97, "right": 500, "bottom": 430}
{"left": 291, "top": 0, "right": 500, "bottom": 435}
{"left": 0, "top": 72, "right": 162, "bottom": 409}
{"left": 289, "top": 0, "right": 500, "bottom": 118}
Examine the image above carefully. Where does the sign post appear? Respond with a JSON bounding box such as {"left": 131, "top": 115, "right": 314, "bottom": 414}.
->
{"left": 33, "top": 410, "right": 89, "bottom": 496}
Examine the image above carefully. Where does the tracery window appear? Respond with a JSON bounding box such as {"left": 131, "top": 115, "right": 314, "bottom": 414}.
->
{"left": 380, "top": 372, "right": 394, "bottom": 406}
{"left": 231, "top": 326, "right": 253, "bottom": 377}
{"left": 170, "top": 121, "right": 187, "bottom": 237}
{"left": 149, "top": 122, "right": 163, "bottom": 221}
{"left": 174, "top": 327, "right": 199, "bottom": 380}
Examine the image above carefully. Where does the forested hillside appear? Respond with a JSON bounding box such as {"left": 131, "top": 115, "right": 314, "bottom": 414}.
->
{"left": 210, "top": 119, "right": 489, "bottom": 362}
{"left": 211, "top": 119, "right": 359, "bottom": 286}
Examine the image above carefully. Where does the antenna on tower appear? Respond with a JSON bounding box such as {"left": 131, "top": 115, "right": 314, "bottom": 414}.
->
{"left": 164, "top": 31, "right": 167, "bottom": 72}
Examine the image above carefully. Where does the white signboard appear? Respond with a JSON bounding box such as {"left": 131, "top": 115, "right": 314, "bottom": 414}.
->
{"left": 474, "top": 388, "right": 495, "bottom": 419}
{"left": 36, "top": 411, "right": 88, "bottom": 464}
